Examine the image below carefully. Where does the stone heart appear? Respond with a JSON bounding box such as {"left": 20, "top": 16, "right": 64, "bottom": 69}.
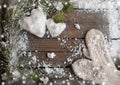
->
{"left": 20, "top": 8, "right": 46, "bottom": 38}
{"left": 46, "top": 19, "right": 66, "bottom": 37}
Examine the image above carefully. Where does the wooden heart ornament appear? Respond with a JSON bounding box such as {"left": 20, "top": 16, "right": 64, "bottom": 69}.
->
{"left": 46, "top": 19, "right": 66, "bottom": 37}
{"left": 20, "top": 8, "right": 47, "bottom": 38}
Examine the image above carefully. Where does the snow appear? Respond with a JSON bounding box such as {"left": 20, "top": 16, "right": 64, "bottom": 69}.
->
{"left": 116, "top": 0, "right": 120, "bottom": 6}
{"left": 45, "top": 68, "right": 53, "bottom": 74}
{"left": 107, "top": 7, "right": 120, "bottom": 39}
{"left": 53, "top": 1, "right": 63, "bottom": 11}
{"left": 22, "top": 80, "right": 26, "bottom": 84}
{"left": 1, "top": 82, "right": 5, "bottom": 85}
{"left": 18, "top": 0, "right": 21, "bottom": 2}
{"left": 70, "top": 0, "right": 117, "bottom": 10}
{"left": 102, "top": 81, "right": 106, "bottom": 85}
{"left": 42, "top": 62, "right": 65, "bottom": 77}
{"left": 49, "top": 82, "right": 53, "bottom": 85}
{"left": 31, "top": 56, "right": 37, "bottom": 64}
{"left": 45, "top": 67, "right": 65, "bottom": 76}
{"left": 41, "top": 77, "right": 49, "bottom": 85}
{"left": 74, "top": 23, "right": 80, "bottom": 30}
{"left": 20, "top": 7, "right": 47, "bottom": 38}
{"left": 28, "top": 52, "right": 32, "bottom": 57}
{"left": 62, "top": 81, "right": 66, "bottom": 84}
{"left": 1, "top": 35, "right": 4, "bottom": 38}
{"left": 12, "top": 70, "right": 21, "bottom": 80}
{"left": 46, "top": 19, "right": 66, "bottom": 37}
{"left": 110, "top": 40, "right": 120, "bottom": 58}
{"left": 22, "top": 76, "right": 26, "bottom": 80}
{"left": 3, "top": 4, "right": 7, "bottom": 8}
{"left": 0, "top": 5, "right": 1, "bottom": 9}
{"left": 10, "top": 32, "right": 28, "bottom": 71}
{"left": 47, "top": 52, "right": 56, "bottom": 59}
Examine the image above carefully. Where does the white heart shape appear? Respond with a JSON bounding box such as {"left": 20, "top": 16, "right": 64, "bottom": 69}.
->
{"left": 20, "top": 8, "right": 46, "bottom": 38}
{"left": 46, "top": 19, "right": 66, "bottom": 37}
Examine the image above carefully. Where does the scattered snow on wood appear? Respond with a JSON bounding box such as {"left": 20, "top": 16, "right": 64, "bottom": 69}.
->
{"left": 46, "top": 19, "right": 66, "bottom": 37}
{"left": 41, "top": 77, "right": 49, "bottom": 85}
{"left": 70, "top": 0, "right": 120, "bottom": 39}
{"left": 47, "top": 52, "right": 56, "bottom": 59}
{"left": 74, "top": 23, "right": 80, "bottom": 30}
{"left": 42, "top": 62, "right": 65, "bottom": 77}
{"left": 31, "top": 56, "right": 37, "bottom": 64}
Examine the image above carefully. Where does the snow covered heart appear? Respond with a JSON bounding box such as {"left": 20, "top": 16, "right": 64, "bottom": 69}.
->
{"left": 20, "top": 7, "right": 66, "bottom": 38}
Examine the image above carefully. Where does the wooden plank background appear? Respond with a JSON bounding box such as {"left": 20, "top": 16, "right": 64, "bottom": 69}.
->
{"left": 25, "top": 10, "right": 109, "bottom": 63}
{"left": 1, "top": 0, "right": 111, "bottom": 84}
{"left": 18, "top": 10, "right": 109, "bottom": 84}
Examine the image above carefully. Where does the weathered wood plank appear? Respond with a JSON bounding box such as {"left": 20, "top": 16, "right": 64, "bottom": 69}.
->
{"left": 3, "top": 0, "right": 113, "bottom": 85}
{"left": 62, "top": 11, "right": 109, "bottom": 38}
{"left": 28, "top": 38, "right": 84, "bottom": 52}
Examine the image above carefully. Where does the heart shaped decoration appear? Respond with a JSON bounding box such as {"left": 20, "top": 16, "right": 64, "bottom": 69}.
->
{"left": 20, "top": 8, "right": 46, "bottom": 38}
{"left": 46, "top": 19, "right": 66, "bottom": 37}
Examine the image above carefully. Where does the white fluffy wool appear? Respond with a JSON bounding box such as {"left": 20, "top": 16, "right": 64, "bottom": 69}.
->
{"left": 46, "top": 19, "right": 66, "bottom": 37}
{"left": 20, "top": 7, "right": 46, "bottom": 38}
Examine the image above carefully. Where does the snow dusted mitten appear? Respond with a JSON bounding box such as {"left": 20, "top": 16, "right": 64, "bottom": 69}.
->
{"left": 46, "top": 19, "right": 66, "bottom": 37}
{"left": 20, "top": 7, "right": 46, "bottom": 38}
{"left": 72, "top": 29, "right": 120, "bottom": 85}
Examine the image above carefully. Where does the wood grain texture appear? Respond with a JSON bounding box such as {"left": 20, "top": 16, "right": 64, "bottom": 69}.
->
{"left": 24, "top": 11, "right": 109, "bottom": 69}
{"left": 17, "top": 11, "right": 110, "bottom": 84}
{"left": 3, "top": 4, "right": 110, "bottom": 84}
{"left": 28, "top": 38, "right": 84, "bottom": 52}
